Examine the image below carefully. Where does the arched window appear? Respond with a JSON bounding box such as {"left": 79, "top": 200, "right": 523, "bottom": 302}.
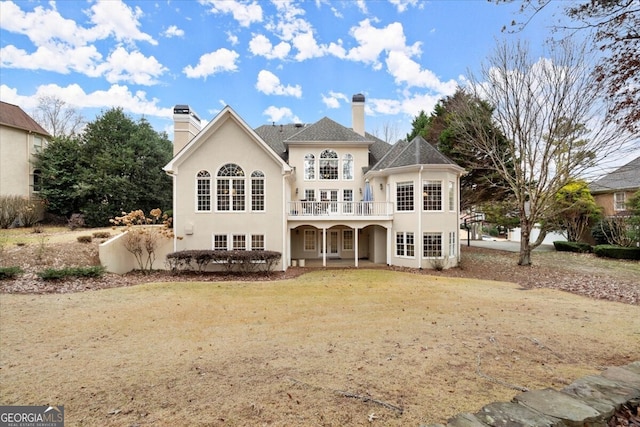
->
{"left": 319, "top": 149, "right": 338, "bottom": 180}
{"left": 251, "top": 170, "right": 265, "bottom": 211}
{"left": 342, "top": 153, "right": 353, "bottom": 180}
{"left": 217, "top": 164, "right": 245, "bottom": 211}
{"left": 196, "top": 170, "right": 211, "bottom": 211}
{"left": 304, "top": 153, "right": 315, "bottom": 180}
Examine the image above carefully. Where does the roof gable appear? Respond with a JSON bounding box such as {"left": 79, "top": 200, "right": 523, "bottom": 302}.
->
{"left": 164, "top": 106, "right": 291, "bottom": 174}
{"left": 284, "top": 117, "right": 371, "bottom": 144}
{"left": 370, "top": 136, "right": 459, "bottom": 171}
{"left": 0, "top": 101, "right": 50, "bottom": 136}
{"left": 589, "top": 156, "right": 640, "bottom": 193}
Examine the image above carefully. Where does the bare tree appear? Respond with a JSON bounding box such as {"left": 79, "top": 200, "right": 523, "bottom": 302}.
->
{"left": 455, "top": 38, "right": 633, "bottom": 265}
{"left": 32, "top": 95, "right": 85, "bottom": 137}
{"left": 498, "top": 0, "right": 640, "bottom": 134}
{"left": 370, "top": 121, "right": 402, "bottom": 144}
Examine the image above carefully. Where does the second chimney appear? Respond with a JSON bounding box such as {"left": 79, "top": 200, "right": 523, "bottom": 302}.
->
{"left": 351, "top": 93, "right": 365, "bottom": 137}
{"left": 173, "top": 105, "right": 202, "bottom": 156}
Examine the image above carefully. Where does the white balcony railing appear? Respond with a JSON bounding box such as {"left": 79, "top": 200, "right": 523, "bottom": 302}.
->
{"left": 288, "top": 201, "right": 393, "bottom": 218}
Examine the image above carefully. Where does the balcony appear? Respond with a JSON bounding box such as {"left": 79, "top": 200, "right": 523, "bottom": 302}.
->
{"left": 288, "top": 201, "right": 393, "bottom": 220}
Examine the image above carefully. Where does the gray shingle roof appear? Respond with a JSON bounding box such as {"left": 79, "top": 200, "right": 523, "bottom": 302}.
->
{"left": 589, "top": 156, "right": 640, "bottom": 193}
{"left": 0, "top": 101, "right": 50, "bottom": 136}
{"left": 254, "top": 123, "right": 305, "bottom": 160}
{"left": 370, "top": 136, "right": 457, "bottom": 171}
{"left": 285, "top": 117, "right": 371, "bottom": 143}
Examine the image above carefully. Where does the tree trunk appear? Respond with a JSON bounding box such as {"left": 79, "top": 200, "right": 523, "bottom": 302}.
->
{"left": 518, "top": 226, "right": 533, "bottom": 266}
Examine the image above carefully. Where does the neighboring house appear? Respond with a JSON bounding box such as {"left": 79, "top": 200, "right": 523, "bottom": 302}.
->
{"left": 163, "top": 94, "right": 465, "bottom": 271}
{"left": 589, "top": 156, "right": 640, "bottom": 216}
{"left": 0, "top": 101, "right": 50, "bottom": 198}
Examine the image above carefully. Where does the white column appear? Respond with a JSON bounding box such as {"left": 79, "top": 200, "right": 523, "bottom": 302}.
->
{"left": 322, "top": 228, "right": 327, "bottom": 267}
{"left": 354, "top": 226, "right": 359, "bottom": 268}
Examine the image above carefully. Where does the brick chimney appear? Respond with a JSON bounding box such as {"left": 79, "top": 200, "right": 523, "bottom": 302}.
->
{"left": 173, "top": 105, "right": 201, "bottom": 156}
{"left": 351, "top": 93, "right": 365, "bottom": 137}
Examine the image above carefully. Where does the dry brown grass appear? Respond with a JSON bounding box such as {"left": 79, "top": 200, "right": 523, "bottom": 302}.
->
{"left": 1, "top": 269, "right": 638, "bottom": 426}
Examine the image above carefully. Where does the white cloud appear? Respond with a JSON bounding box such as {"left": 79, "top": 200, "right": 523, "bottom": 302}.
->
{"left": 263, "top": 105, "right": 300, "bottom": 123}
{"left": 201, "top": 0, "right": 262, "bottom": 27}
{"left": 256, "top": 70, "right": 302, "bottom": 97}
{"left": 346, "top": 20, "right": 420, "bottom": 66}
{"left": 226, "top": 31, "right": 239, "bottom": 45}
{"left": 183, "top": 48, "right": 240, "bottom": 78}
{"left": 163, "top": 25, "right": 184, "bottom": 38}
{"left": 321, "top": 91, "right": 349, "bottom": 109}
{"left": 0, "top": 83, "right": 172, "bottom": 118}
{"left": 99, "top": 46, "right": 167, "bottom": 85}
{"left": 0, "top": 43, "right": 103, "bottom": 76}
{"left": 386, "top": 51, "right": 458, "bottom": 92}
{"left": 388, "top": 0, "right": 419, "bottom": 13}
{"left": 87, "top": 0, "right": 157, "bottom": 45}
{"left": 248, "top": 34, "right": 291, "bottom": 59}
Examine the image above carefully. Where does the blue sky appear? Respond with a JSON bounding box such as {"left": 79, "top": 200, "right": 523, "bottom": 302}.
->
{"left": 0, "top": 0, "right": 565, "bottom": 138}
{"left": 6, "top": 0, "right": 636, "bottom": 178}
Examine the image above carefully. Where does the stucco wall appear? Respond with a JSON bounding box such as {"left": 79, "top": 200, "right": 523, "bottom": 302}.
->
{"left": 0, "top": 125, "right": 31, "bottom": 197}
{"left": 99, "top": 228, "right": 174, "bottom": 274}
{"left": 171, "top": 116, "right": 287, "bottom": 270}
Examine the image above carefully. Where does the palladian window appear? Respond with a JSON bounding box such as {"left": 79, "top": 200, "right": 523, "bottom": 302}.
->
{"left": 217, "top": 163, "right": 245, "bottom": 211}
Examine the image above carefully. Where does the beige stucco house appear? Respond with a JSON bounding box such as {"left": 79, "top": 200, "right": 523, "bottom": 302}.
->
{"left": 0, "top": 101, "right": 50, "bottom": 198}
{"left": 163, "top": 94, "right": 465, "bottom": 271}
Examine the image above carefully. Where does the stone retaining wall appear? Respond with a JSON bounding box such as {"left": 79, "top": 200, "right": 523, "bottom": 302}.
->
{"left": 425, "top": 361, "right": 639, "bottom": 427}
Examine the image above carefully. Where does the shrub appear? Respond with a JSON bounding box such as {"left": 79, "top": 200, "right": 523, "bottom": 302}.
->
{"left": 77, "top": 235, "right": 93, "bottom": 243}
{"left": 553, "top": 241, "right": 592, "bottom": 253}
{"left": 38, "top": 266, "right": 106, "bottom": 281}
{"left": 68, "top": 213, "right": 85, "bottom": 230}
{"left": 92, "top": 231, "right": 111, "bottom": 239}
{"left": 593, "top": 245, "right": 640, "bottom": 260}
{"left": 0, "top": 267, "right": 23, "bottom": 280}
{"left": 166, "top": 250, "right": 282, "bottom": 274}
{"left": 0, "top": 195, "right": 43, "bottom": 228}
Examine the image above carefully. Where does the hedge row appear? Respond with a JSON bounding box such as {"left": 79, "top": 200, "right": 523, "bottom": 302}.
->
{"left": 593, "top": 245, "right": 640, "bottom": 260}
{"left": 553, "top": 241, "right": 592, "bottom": 253}
{"left": 554, "top": 241, "right": 640, "bottom": 260}
{"left": 166, "top": 250, "right": 281, "bottom": 273}
{"left": 38, "top": 266, "right": 106, "bottom": 281}
{"left": 0, "top": 266, "right": 23, "bottom": 280}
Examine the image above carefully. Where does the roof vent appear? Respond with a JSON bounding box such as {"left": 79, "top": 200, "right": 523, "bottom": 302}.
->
{"left": 294, "top": 123, "right": 304, "bottom": 128}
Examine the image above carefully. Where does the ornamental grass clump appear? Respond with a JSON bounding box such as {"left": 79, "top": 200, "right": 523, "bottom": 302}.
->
{"left": 110, "top": 209, "right": 173, "bottom": 274}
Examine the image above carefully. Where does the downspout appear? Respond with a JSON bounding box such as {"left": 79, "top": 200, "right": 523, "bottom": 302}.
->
{"left": 418, "top": 165, "right": 423, "bottom": 269}
{"left": 282, "top": 170, "right": 288, "bottom": 271}
{"left": 164, "top": 169, "right": 178, "bottom": 253}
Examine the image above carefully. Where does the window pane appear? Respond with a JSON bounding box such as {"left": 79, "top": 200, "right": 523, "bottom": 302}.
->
{"left": 423, "top": 180, "right": 442, "bottom": 211}
{"left": 304, "top": 154, "right": 315, "bottom": 180}
{"left": 423, "top": 232, "right": 442, "bottom": 258}
{"left": 448, "top": 181, "right": 455, "bottom": 211}
{"left": 343, "top": 229, "right": 353, "bottom": 250}
{"left": 197, "top": 170, "right": 211, "bottom": 211}
{"left": 251, "top": 171, "right": 265, "bottom": 211}
{"left": 342, "top": 154, "right": 353, "bottom": 180}
{"left": 233, "top": 234, "right": 246, "bottom": 250}
{"left": 319, "top": 149, "right": 338, "bottom": 180}
{"left": 397, "top": 182, "right": 414, "bottom": 211}
{"left": 304, "top": 230, "right": 316, "bottom": 251}
{"left": 251, "top": 234, "right": 264, "bottom": 250}
{"left": 214, "top": 234, "right": 227, "bottom": 250}
{"left": 396, "top": 232, "right": 404, "bottom": 256}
